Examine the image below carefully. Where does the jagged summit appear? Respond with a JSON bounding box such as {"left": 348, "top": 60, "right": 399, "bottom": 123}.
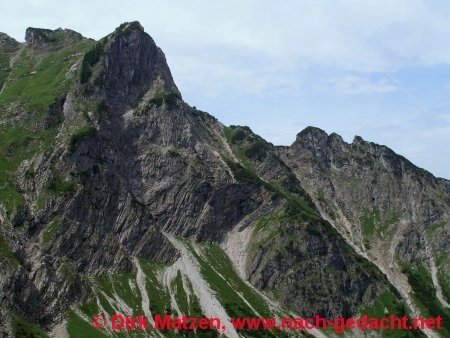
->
{"left": 25, "top": 27, "right": 85, "bottom": 48}
{"left": 295, "top": 126, "right": 347, "bottom": 144}
{"left": 80, "top": 21, "right": 180, "bottom": 109}
{"left": 291, "top": 125, "right": 439, "bottom": 179}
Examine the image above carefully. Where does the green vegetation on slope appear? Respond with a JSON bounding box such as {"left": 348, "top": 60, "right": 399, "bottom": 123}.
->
{"left": 80, "top": 41, "right": 104, "bottom": 83}
{"left": 66, "top": 310, "right": 108, "bottom": 338}
{"left": 68, "top": 125, "right": 96, "bottom": 153}
{"left": 202, "top": 244, "right": 272, "bottom": 317}
{"left": 0, "top": 40, "right": 93, "bottom": 215}
{"left": 438, "top": 269, "right": 450, "bottom": 304}
{"left": 95, "top": 273, "right": 143, "bottom": 314}
{"left": 187, "top": 243, "right": 290, "bottom": 338}
{"left": 11, "top": 314, "right": 49, "bottom": 338}
{"left": 220, "top": 154, "right": 262, "bottom": 185}
{"left": 358, "top": 291, "right": 424, "bottom": 338}
{"left": 47, "top": 176, "right": 76, "bottom": 195}
{"left": 360, "top": 291, "right": 405, "bottom": 318}
{"left": 360, "top": 208, "right": 399, "bottom": 248}
{"left": 138, "top": 260, "right": 172, "bottom": 315}
{"left": 244, "top": 140, "right": 271, "bottom": 161}
{"left": 41, "top": 219, "right": 62, "bottom": 244}
{"left": 0, "top": 125, "right": 56, "bottom": 215}
{"left": 221, "top": 152, "right": 319, "bottom": 224}
{"left": 223, "top": 125, "right": 272, "bottom": 162}
{"left": 149, "top": 91, "right": 181, "bottom": 108}
{"left": 0, "top": 47, "right": 10, "bottom": 89}
{"left": 223, "top": 125, "right": 252, "bottom": 144}
{"left": 70, "top": 272, "right": 155, "bottom": 338}
{"left": 222, "top": 126, "right": 320, "bottom": 224}
{"left": 401, "top": 261, "right": 450, "bottom": 336}
{"left": 0, "top": 234, "right": 19, "bottom": 267}
{"left": 361, "top": 208, "right": 381, "bottom": 237}
{"left": 316, "top": 188, "right": 326, "bottom": 203}
{"left": 0, "top": 41, "right": 92, "bottom": 111}
{"left": 72, "top": 259, "right": 223, "bottom": 338}
{"left": 0, "top": 184, "right": 24, "bottom": 217}
{"left": 59, "top": 262, "right": 76, "bottom": 283}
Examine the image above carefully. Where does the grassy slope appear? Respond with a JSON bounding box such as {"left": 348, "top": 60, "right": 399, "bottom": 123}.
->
{"left": 357, "top": 291, "right": 425, "bottom": 338}
{"left": 401, "top": 262, "right": 450, "bottom": 336}
{"left": 0, "top": 41, "right": 92, "bottom": 110}
{"left": 68, "top": 244, "right": 315, "bottom": 338}
{"left": 11, "top": 314, "right": 50, "bottom": 338}
{"left": 69, "top": 260, "right": 221, "bottom": 337}
{"left": 0, "top": 40, "right": 93, "bottom": 215}
{"left": 0, "top": 234, "right": 19, "bottom": 268}
{"left": 0, "top": 46, "right": 10, "bottom": 89}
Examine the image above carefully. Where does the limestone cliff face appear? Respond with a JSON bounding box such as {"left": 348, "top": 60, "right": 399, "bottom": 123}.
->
{"left": 86, "top": 22, "right": 180, "bottom": 110}
{"left": 0, "top": 22, "right": 448, "bottom": 337}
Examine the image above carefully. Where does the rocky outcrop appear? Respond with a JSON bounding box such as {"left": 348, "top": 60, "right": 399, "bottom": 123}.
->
{"left": 25, "top": 27, "right": 85, "bottom": 49}
{"left": 0, "top": 33, "right": 20, "bottom": 50}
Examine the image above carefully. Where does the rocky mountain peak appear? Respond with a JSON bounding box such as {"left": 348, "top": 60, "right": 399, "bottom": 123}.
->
{"left": 0, "top": 32, "right": 20, "bottom": 49}
{"left": 293, "top": 126, "right": 330, "bottom": 152}
{"left": 328, "top": 132, "right": 344, "bottom": 144}
{"left": 295, "top": 127, "right": 347, "bottom": 147}
{"left": 25, "top": 27, "right": 84, "bottom": 49}
{"left": 112, "top": 20, "right": 145, "bottom": 35}
{"left": 296, "top": 125, "right": 327, "bottom": 137}
{"left": 82, "top": 21, "right": 180, "bottom": 109}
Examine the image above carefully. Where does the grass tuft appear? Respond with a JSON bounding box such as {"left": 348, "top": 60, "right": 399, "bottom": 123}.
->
{"left": 68, "top": 125, "right": 96, "bottom": 153}
{"left": 47, "top": 176, "right": 75, "bottom": 195}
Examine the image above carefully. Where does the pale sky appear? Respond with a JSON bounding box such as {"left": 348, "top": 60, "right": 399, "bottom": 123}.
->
{"left": 2, "top": 0, "right": 450, "bottom": 178}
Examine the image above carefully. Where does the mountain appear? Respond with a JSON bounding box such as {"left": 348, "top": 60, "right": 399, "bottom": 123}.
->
{"left": 0, "top": 22, "right": 448, "bottom": 338}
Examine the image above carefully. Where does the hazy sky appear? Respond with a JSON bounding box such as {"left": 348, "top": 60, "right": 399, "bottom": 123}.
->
{"left": 2, "top": 0, "right": 450, "bottom": 178}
